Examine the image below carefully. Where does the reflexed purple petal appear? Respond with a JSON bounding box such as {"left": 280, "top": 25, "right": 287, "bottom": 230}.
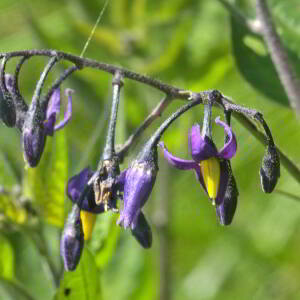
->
{"left": 158, "top": 142, "right": 197, "bottom": 170}
{"left": 44, "top": 113, "right": 56, "bottom": 136}
{"left": 215, "top": 160, "right": 230, "bottom": 205}
{"left": 46, "top": 88, "right": 61, "bottom": 119}
{"left": 67, "top": 167, "right": 103, "bottom": 213}
{"left": 117, "top": 161, "right": 157, "bottom": 229}
{"left": 216, "top": 117, "right": 237, "bottom": 159}
{"left": 194, "top": 164, "right": 207, "bottom": 194}
{"left": 54, "top": 89, "right": 73, "bottom": 131}
{"left": 188, "top": 124, "right": 218, "bottom": 162}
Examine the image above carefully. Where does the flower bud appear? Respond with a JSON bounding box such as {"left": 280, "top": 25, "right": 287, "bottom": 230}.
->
{"left": 117, "top": 158, "right": 157, "bottom": 229}
{"left": 131, "top": 212, "right": 152, "bottom": 248}
{"left": 216, "top": 161, "right": 238, "bottom": 225}
{"left": 60, "top": 204, "right": 84, "bottom": 271}
{"left": 22, "top": 102, "right": 46, "bottom": 167}
{"left": 0, "top": 84, "right": 16, "bottom": 127}
{"left": 260, "top": 143, "right": 280, "bottom": 193}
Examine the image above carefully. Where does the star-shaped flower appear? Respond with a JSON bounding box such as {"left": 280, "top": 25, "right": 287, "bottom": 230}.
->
{"left": 159, "top": 117, "right": 237, "bottom": 207}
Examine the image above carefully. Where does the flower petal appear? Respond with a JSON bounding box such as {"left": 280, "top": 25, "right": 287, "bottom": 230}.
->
{"left": 46, "top": 88, "right": 61, "bottom": 119}
{"left": 131, "top": 211, "right": 152, "bottom": 248}
{"left": 158, "top": 141, "right": 198, "bottom": 170}
{"left": 116, "top": 169, "right": 127, "bottom": 192}
{"left": 67, "top": 167, "right": 104, "bottom": 213}
{"left": 188, "top": 124, "right": 218, "bottom": 162}
{"left": 215, "top": 160, "right": 230, "bottom": 205}
{"left": 44, "top": 113, "right": 56, "bottom": 136}
{"left": 216, "top": 117, "right": 237, "bottom": 159}
{"left": 216, "top": 161, "right": 238, "bottom": 225}
{"left": 117, "top": 161, "right": 156, "bottom": 229}
{"left": 54, "top": 89, "right": 73, "bottom": 131}
{"left": 194, "top": 165, "right": 207, "bottom": 193}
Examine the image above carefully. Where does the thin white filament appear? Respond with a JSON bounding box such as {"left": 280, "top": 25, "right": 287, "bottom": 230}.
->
{"left": 79, "top": 0, "right": 110, "bottom": 58}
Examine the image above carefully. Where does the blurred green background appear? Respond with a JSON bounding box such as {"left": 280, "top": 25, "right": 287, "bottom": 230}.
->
{"left": 1, "top": 0, "right": 300, "bottom": 299}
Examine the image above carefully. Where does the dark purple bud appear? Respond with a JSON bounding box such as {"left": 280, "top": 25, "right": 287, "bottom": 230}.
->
{"left": 60, "top": 204, "right": 84, "bottom": 271}
{"left": 131, "top": 212, "right": 152, "bottom": 248}
{"left": 216, "top": 161, "right": 238, "bottom": 225}
{"left": 260, "top": 143, "right": 280, "bottom": 193}
{"left": 22, "top": 102, "right": 46, "bottom": 167}
{"left": 0, "top": 75, "right": 16, "bottom": 127}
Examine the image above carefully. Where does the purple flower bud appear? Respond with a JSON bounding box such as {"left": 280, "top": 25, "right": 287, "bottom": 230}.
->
{"left": 22, "top": 104, "right": 46, "bottom": 167}
{"left": 260, "top": 143, "right": 280, "bottom": 193}
{"left": 60, "top": 204, "right": 84, "bottom": 271}
{"left": 117, "top": 159, "right": 157, "bottom": 230}
{"left": 216, "top": 161, "right": 238, "bottom": 225}
{"left": 131, "top": 212, "right": 152, "bottom": 248}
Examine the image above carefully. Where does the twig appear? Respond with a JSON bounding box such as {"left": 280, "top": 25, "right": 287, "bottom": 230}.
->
{"left": 102, "top": 71, "right": 124, "bottom": 160}
{"left": 1, "top": 50, "right": 300, "bottom": 183}
{"left": 256, "top": 0, "right": 300, "bottom": 112}
{"left": 232, "top": 112, "right": 300, "bottom": 183}
{"left": 0, "top": 50, "right": 191, "bottom": 99}
{"left": 117, "top": 95, "right": 173, "bottom": 161}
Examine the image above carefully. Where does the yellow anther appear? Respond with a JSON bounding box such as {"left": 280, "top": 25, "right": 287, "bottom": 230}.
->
{"left": 80, "top": 211, "right": 97, "bottom": 241}
{"left": 200, "top": 157, "right": 221, "bottom": 200}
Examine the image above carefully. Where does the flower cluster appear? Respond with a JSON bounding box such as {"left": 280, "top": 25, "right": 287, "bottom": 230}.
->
{"left": 0, "top": 54, "right": 280, "bottom": 273}
{"left": 0, "top": 57, "right": 73, "bottom": 167}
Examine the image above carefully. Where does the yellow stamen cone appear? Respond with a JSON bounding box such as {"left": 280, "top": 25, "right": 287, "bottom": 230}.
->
{"left": 80, "top": 211, "right": 97, "bottom": 241}
{"left": 200, "top": 157, "right": 221, "bottom": 201}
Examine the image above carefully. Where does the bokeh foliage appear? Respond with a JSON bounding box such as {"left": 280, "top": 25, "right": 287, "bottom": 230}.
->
{"left": 0, "top": 0, "right": 300, "bottom": 299}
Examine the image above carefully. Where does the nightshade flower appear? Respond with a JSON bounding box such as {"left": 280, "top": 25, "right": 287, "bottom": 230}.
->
{"left": 159, "top": 117, "right": 237, "bottom": 207}
{"left": 67, "top": 167, "right": 104, "bottom": 240}
{"left": 66, "top": 166, "right": 153, "bottom": 248}
{"left": 22, "top": 88, "right": 73, "bottom": 167}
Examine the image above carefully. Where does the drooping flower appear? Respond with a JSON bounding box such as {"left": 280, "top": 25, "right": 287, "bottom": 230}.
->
{"left": 66, "top": 166, "right": 153, "bottom": 248}
{"left": 159, "top": 117, "right": 237, "bottom": 208}
{"left": 67, "top": 167, "right": 104, "bottom": 241}
{"left": 22, "top": 88, "right": 73, "bottom": 167}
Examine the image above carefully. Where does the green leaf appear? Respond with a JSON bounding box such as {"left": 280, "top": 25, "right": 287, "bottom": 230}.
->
{"left": 0, "top": 151, "right": 19, "bottom": 187}
{"left": 55, "top": 248, "right": 102, "bottom": 300}
{"left": 0, "top": 278, "right": 34, "bottom": 300}
{"left": 0, "top": 235, "right": 15, "bottom": 280}
{"left": 230, "top": 16, "right": 290, "bottom": 105}
{"left": 23, "top": 132, "right": 68, "bottom": 228}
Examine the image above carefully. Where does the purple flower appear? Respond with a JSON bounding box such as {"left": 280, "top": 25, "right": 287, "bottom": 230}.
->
{"left": 22, "top": 88, "right": 73, "bottom": 167}
{"left": 67, "top": 167, "right": 104, "bottom": 213}
{"left": 159, "top": 117, "right": 237, "bottom": 207}
{"left": 117, "top": 160, "right": 157, "bottom": 230}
